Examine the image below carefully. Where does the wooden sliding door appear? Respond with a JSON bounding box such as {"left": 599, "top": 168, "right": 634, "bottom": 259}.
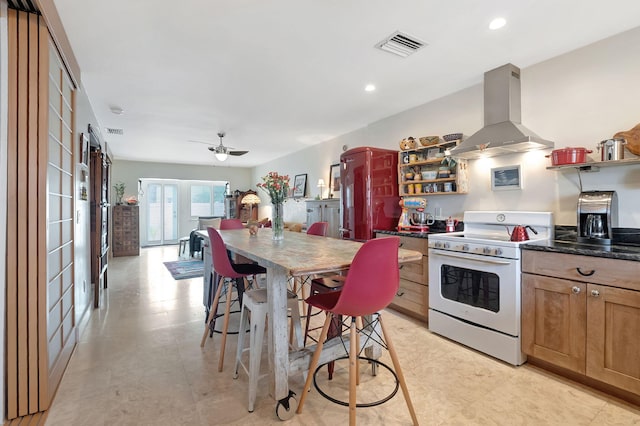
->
{"left": 5, "top": 8, "right": 76, "bottom": 419}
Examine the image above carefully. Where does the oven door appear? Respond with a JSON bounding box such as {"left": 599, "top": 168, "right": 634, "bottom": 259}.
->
{"left": 428, "top": 248, "right": 520, "bottom": 336}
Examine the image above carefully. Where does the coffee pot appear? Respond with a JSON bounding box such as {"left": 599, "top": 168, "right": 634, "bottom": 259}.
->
{"left": 507, "top": 225, "right": 538, "bottom": 242}
{"left": 577, "top": 191, "right": 617, "bottom": 245}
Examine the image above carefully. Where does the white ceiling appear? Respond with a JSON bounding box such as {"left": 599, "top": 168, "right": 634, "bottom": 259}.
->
{"left": 52, "top": 0, "right": 640, "bottom": 167}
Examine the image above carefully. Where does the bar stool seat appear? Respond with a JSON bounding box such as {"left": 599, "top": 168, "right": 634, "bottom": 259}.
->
{"left": 233, "top": 288, "right": 303, "bottom": 412}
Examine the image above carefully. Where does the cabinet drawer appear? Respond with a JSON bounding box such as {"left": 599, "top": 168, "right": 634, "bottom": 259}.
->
{"left": 400, "top": 256, "right": 428, "bottom": 283}
{"left": 522, "top": 251, "right": 639, "bottom": 291}
{"left": 397, "top": 235, "right": 428, "bottom": 253}
{"left": 389, "top": 278, "right": 428, "bottom": 320}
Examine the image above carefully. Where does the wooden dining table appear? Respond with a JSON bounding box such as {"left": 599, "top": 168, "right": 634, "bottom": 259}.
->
{"left": 202, "top": 228, "right": 422, "bottom": 418}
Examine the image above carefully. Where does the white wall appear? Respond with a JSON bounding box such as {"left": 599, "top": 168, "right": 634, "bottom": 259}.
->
{"left": 73, "top": 84, "right": 101, "bottom": 327}
{"left": 254, "top": 26, "right": 640, "bottom": 228}
{"left": 112, "top": 160, "right": 255, "bottom": 241}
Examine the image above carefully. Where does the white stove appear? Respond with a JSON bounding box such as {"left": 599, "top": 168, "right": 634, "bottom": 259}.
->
{"left": 428, "top": 211, "right": 553, "bottom": 365}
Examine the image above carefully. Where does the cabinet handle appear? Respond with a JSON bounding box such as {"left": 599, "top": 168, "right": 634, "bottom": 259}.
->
{"left": 571, "top": 286, "right": 581, "bottom": 294}
{"left": 399, "top": 242, "right": 404, "bottom": 248}
{"left": 576, "top": 267, "right": 595, "bottom": 277}
{"left": 398, "top": 265, "right": 404, "bottom": 270}
{"left": 591, "top": 289, "right": 600, "bottom": 297}
{"left": 396, "top": 291, "right": 404, "bottom": 297}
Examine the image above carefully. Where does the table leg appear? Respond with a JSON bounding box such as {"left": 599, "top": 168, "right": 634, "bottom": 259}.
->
{"left": 267, "top": 264, "right": 290, "bottom": 401}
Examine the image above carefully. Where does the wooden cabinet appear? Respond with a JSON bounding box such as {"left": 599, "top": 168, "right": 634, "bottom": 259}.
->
{"left": 376, "top": 233, "right": 429, "bottom": 321}
{"left": 112, "top": 205, "right": 140, "bottom": 257}
{"left": 306, "top": 199, "right": 341, "bottom": 238}
{"left": 522, "top": 250, "right": 640, "bottom": 396}
{"left": 398, "top": 140, "right": 468, "bottom": 196}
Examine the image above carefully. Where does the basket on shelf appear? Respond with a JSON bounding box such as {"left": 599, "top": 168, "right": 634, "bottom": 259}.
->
{"left": 419, "top": 136, "right": 440, "bottom": 146}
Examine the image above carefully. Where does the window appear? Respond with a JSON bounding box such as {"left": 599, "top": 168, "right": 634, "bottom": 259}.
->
{"left": 191, "top": 185, "right": 211, "bottom": 216}
{"left": 190, "top": 182, "right": 227, "bottom": 217}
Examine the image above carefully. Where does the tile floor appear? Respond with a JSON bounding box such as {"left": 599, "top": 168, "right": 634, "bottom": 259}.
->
{"left": 46, "top": 246, "right": 640, "bottom": 425}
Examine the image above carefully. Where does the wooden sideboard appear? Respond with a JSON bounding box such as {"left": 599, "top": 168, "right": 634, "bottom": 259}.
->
{"left": 112, "top": 205, "right": 140, "bottom": 257}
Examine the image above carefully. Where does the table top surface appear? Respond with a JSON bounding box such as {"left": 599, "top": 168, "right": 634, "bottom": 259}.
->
{"left": 199, "top": 229, "right": 422, "bottom": 276}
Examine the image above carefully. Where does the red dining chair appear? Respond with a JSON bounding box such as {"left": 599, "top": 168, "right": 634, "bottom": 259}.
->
{"left": 220, "top": 218, "right": 244, "bottom": 230}
{"left": 296, "top": 237, "right": 418, "bottom": 426}
{"left": 200, "top": 227, "right": 266, "bottom": 372}
{"left": 306, "top": 221, "right": 328, "bottom": 237}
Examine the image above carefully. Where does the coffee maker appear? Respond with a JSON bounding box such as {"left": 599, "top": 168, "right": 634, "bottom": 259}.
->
{"left": 577, "top": 191, "right": 617, "bottom": 245}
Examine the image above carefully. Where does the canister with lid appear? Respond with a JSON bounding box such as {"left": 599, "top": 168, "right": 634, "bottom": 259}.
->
{"left": 597, "top": 138, "right": 626, "bottom": 161}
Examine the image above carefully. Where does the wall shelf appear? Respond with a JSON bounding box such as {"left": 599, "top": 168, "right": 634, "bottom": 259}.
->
{"left": 546, "top": 157, "right": 640, "bottom": 172}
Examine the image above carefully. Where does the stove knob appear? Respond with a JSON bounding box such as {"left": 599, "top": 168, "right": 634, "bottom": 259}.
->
{"left": 494, "top": 248, "right": 503, "bottom": 256}
{"left": 443, "top": 242, "right": 450, "bottom": 249}
{"left": 434, "top": 241, "right": 442, "bottom": 249}
{"left": 462, "top": 244, "right": 469, "bottom": 251}
{"left": 483, "top": 246, "right": 491, "bottom": 254}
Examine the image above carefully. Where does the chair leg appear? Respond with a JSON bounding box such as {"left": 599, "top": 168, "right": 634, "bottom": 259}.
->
{"left": 296, "top": 313, "right": 333, "bottom": 415}
{"left": 378, "top": 313, "right": 419, "bottom": 426}
{"left": 218, "top": 279, "right": 235, "bottom": 372}
{"left": 201, "top": 275, "right": 224, "bottom": 347}
{"left": 348, "top": 316, "right": 357, "bottom": 426}
{"left": 355, "top": 316, "right": 362, "bottom": 386}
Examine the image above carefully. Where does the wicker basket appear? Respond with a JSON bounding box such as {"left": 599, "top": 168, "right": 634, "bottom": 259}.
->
{"left": 419, "top": 136, "right": 440, "bottom": 146}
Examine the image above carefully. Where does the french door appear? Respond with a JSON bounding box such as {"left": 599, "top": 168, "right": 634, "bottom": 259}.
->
{"left": 144, "top": 182, "right": 178, "bottom": 245}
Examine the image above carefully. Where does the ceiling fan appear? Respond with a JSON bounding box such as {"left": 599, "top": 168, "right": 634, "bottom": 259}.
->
{"left": 189, "top": 132, "right": 248, "bottom": 161}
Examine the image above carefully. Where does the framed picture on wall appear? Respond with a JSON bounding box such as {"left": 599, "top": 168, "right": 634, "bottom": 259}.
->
{"left": 293, "top": 174, "right": 307, "bottom": 198}
{"left": 80, "top": 133, "right": 90, "bottom": 166}
{"left": 491, "top": 165, "right": 522, "bottom": 191}
{"left": 329, "top": 163, "right": 341, "bottom": 198}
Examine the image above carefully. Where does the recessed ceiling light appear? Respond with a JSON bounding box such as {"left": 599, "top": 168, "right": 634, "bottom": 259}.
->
{"left": 110, "top": 106, "right": 124, "bottom": 115}
{"left": 489, "top": 17, "right": 506, "bottom": 30}
{"left": 365, "top": 84, "right": 376, "bottom": 92}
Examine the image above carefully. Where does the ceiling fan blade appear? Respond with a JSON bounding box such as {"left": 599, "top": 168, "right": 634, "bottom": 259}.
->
{"left": 187, "top": 139, "right": 215, "bottom": 146}
{"left": 229, "top": 151, "right": 248, "bottom": 156}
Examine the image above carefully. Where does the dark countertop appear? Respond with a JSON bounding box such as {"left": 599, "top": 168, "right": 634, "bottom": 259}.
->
{"left": 522, "top": 226, "right": 640, "bottom": 262}
{"left": 375, "top": 220, "right": 464, "bottom": 239}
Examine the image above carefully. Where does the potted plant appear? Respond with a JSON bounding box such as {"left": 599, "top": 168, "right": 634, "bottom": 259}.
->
{"left": 113, "top": 182, "right": 126, "bottom": 205}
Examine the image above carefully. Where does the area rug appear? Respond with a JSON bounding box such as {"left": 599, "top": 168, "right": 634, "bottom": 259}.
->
{"left": 163, "top": 259, "right": 204, "bottom": 280}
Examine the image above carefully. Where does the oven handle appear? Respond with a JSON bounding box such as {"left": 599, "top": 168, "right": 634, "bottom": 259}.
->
{"left": 431, "top": 251, "right": 513, "bottom": 265}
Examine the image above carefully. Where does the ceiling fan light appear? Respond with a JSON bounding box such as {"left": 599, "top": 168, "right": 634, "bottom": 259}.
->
{"left": 215, "top": 152, "right": 228, "bottom": 161}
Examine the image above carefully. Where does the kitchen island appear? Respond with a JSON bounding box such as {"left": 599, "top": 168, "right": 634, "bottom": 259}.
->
{"left": 520, "top": 229, "right": 640, "bottom": 405}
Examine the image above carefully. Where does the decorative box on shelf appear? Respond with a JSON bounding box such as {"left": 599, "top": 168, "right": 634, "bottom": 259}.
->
{"left": 398, "top": 139, "right": 468, "bottom": 196}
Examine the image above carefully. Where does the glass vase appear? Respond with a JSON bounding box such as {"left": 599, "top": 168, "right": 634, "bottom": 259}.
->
{"left": 272, "top": 202, "right": 284, "bottom": 241}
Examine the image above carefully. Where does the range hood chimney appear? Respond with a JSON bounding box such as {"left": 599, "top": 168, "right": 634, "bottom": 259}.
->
{"left": 449, "top": 63, "right": 553, "bottom": 159}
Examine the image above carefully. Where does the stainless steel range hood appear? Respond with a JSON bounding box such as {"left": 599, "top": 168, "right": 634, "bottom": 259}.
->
{"left": 449, "top": 63, "right": 553, "bottom": 159}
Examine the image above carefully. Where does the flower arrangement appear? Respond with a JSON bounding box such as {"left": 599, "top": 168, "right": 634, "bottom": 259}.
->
{"left": 257, "top": 172, "right": 290, "bottom": 204}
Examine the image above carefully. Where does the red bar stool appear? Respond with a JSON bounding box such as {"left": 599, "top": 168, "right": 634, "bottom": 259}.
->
{"left": 200, "top": 227, "right": 266, "bottom": 372}
{"left": 296, "top": 237, "right": 418, "bottom": 426}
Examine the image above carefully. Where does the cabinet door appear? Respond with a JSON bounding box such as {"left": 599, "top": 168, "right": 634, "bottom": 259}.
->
{"left": 586, "top": 284, "right": 640, "bottom": 395}
{"left": 522, "top": 273, "right": 587, "bottom": 373}
{"left": 323, "top": 201, "right": 341, "bottom": 238}
{"left": 305, "top": 201, "right": 322, "bottom": 227}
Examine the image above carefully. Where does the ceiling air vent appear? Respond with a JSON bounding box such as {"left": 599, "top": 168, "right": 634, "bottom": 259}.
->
{"left": 106, "top": 128, "right": 124, "bottom": 136}
{"left": 375, "top": 31, "right": 427, "bottom": 58}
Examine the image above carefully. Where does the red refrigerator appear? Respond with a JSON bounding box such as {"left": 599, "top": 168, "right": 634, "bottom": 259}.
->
{"left": 340, "top": 147, "right": 400, "bottom": 241}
